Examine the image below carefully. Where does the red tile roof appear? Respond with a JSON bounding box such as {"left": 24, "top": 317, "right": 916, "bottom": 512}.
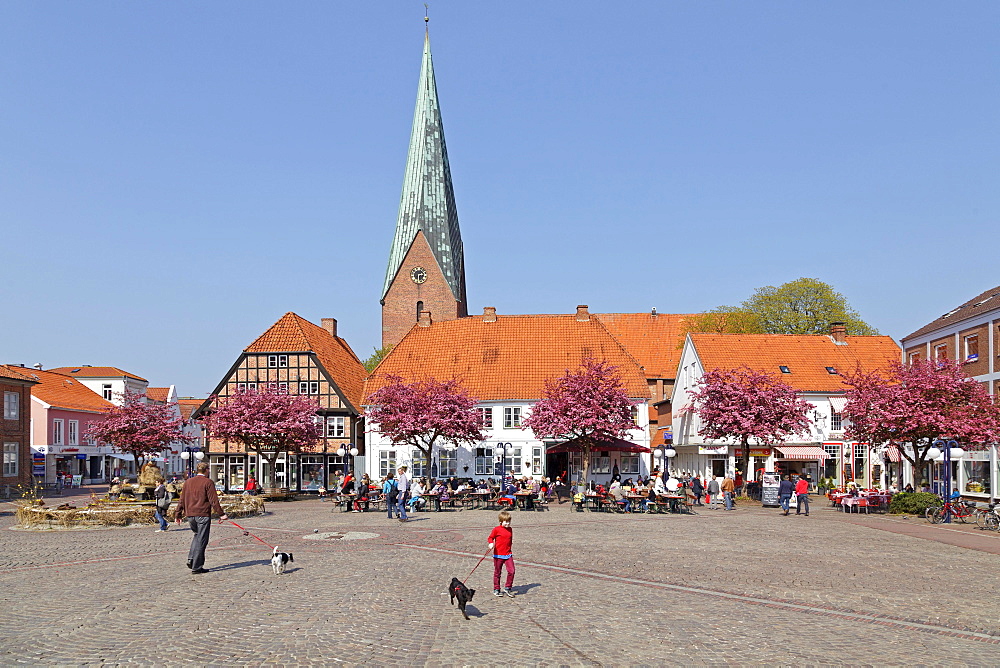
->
{"left": 598, "top": 312, "right": 696, "bottom": 379}
{"left": 365, "top": 313, "right": 649, "bottom": 402}
{"left": 177, "top": 399, "right": 205, "bottom": 420}
{"left": 903, "top": 284, "right": 1000, "bottom": 341}
{"left": 688, "top": 333, "right": 901, "bottom": 393}
{"left": 17, "top": 368, "right": 114, "bottom": 413}
{"left": 244, "top": 312, "right": 367, "bottom": 411}
{"left": 0, "top": 365, "right": 38, "bottom": 383}
{"left": 146, "top": 387, "right": 169, "bottom": 403}
{"left": 47, "top": 366, "right": 147, "bottom": 382}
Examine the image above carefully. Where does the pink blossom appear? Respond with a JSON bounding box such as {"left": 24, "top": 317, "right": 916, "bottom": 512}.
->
{"left": 87, "top": 391, "right": 192, "bottom": 469}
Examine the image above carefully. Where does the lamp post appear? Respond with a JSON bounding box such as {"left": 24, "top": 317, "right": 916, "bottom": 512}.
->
{"left": 495, "top": 442, "right": 512, "bottom": 485}
{"left": 655, "top": 446, "right": 677, "bottom": 478}
{"left": 179, "top": 447, "right": 204, "bottom": 476}
{"left": 336, "top": 444, "right": 360, "bottom": 475}
{"left": 931, "top": 439, "right": 964, "bottom": 523}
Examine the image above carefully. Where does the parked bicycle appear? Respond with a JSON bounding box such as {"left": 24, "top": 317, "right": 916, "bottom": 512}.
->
{"left": 974, "top": 503, "right": 1000, "bottom": 531}
{"left": 925, "top": 497, "right": 976, "bottom": 524}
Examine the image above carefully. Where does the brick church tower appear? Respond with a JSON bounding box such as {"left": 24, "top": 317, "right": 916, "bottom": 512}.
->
{"left": 381, "top": 24, "right": 468, "bottom": 348}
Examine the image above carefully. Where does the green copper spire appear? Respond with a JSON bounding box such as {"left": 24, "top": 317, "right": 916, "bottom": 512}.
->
{"left": 381, "top": 29, "right": 466, "bottom": 305}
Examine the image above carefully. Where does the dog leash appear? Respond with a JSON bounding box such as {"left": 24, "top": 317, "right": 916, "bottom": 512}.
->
{"left": 224, "top": 519, "right": 276, "bottom": 550}
{"left": 462, "top": 548, "right": 493, "bottom": 585}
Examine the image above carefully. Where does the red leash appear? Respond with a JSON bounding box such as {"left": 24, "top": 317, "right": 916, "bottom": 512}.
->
{"left": 463, "top": 548, "right": 493, "bottom": 585}
{"left": 223, "top": 519, "right": 276, "bottom": 550}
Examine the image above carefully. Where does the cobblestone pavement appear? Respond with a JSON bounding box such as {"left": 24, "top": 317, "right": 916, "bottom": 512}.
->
{"left": 2, "top": 493, "right": 1000, "bottom": 667}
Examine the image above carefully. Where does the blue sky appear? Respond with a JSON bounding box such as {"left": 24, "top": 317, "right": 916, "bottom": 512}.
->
{"left": 3, "top": 2, "right": 998, "bottom": 397}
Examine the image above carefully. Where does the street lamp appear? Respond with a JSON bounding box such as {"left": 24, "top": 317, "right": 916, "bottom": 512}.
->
{"left": 495, "top": 442, "right": 513, "bottom": 485}
{"left": 655, "top": 446, "right": 676, "bottom": 477}
{"left": 179, "top": 447, "right": 204, "bottom": 476}
{"left": 934, "top": 439, "right": 964, "bottom": 523}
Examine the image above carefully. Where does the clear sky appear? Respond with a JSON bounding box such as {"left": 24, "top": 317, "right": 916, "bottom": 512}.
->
{"left": 3, "top": 2, "right": 998, "bottom": 397}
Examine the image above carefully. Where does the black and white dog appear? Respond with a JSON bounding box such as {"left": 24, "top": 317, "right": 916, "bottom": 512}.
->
{"left": 449, "top": 577, "right": 476, "bottom": 620}
{"left": 271, "top": 546, "right": 294, "bottom": 575}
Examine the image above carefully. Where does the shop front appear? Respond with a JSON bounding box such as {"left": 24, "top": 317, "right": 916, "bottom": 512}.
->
{"left": 771, "top": 445, "right": 829, "bottom": 490}
{"left": 204, "top": 452, "right": 352, "bottom": 493}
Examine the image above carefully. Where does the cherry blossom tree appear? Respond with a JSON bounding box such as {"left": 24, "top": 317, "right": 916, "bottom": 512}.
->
{"left": 202, "top": 387, "right": 322, "bottom": 489}
{"left": 366, "top": 376, "right": 485, "bottom": 473}
{"left": 687, "top": 367, "right": 813, "bottom": 484}
{"left": 87, "top": 391, "right": 192, "bottom": 470}
{"left": 522, "top": 359, "right": 637, "bottom": 488}
{"left": 843, "top": 359, "right": 1000, "bottom": 485}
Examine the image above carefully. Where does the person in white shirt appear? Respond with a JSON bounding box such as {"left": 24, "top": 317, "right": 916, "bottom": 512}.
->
{"left": 396, "top": 466, "right": 410, "bottom": 522}
{"left": 408, "top": 478, "right": 425, "bottom": 512}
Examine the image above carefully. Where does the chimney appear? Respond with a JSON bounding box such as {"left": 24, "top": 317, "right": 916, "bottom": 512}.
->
{"left": 575, "top": 304, "right": 590, "bottom": 322}
{"left": 321, "top": 318, "right": 338, "bottom": 337}
{"left": 482, "top": 306, "right": 497, "bottom": 323}
{"left": 418, "top": 310, "right": 433, "bottom": 327}
{"left": 830, "top": 322, "right": 847, "bottom": 345}
{"left": 651, "top": 307, "right": 657, "bottom": 317}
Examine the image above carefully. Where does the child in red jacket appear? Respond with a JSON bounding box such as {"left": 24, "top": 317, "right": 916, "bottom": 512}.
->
{"left": 488, "top": 510, "right": 516, "bottom": 598}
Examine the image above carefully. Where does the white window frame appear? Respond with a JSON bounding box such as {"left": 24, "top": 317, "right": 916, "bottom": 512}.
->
{"left": 236, "top": 382, "right": 257, "bottom": 393}
{"left": 592, "top": 452, "right": 611, "bottom": 475}
{"left": 379, "top": 450, "right": 397, "bottom": 479}
{"left": 52, "top": 419, "right": 64, "bottom": 446}
{"left": 102, "top": 384, "right": 113, "bottom": 401}
{"left": 478, "top": 407, "right": 493, "bottom": 429}
{"left": 278, "top": 355, "right": 288, "bottom": 367}
{"left": 964, "top": 335, "right": 979, "bottom": 362}
{"left": 299, "top": 381, "right": 320, "bottom": 395}
{"left": 475, "top": 447, "right": 494, "bottom": 475}
{"left": 503, "top": 407, "right": 521, "bottom": 429}
{"left": 440, "top": 448, "right": 458, "bottom": 477}
{"left": 934, "top": 343, "right": 949, "bottom": 362}
{"left": 68, "top": 420, "right": 79, "bottom": 446}
{"left": 268, "top": 355, "right": 278, "bottom": 368}
{"left": 621, "top": 454, "right": 640, "bottom": 475}
{"left": 3, "top": 442, "right": 17, "bottom": 477}
{"left": 326, "top": 416, "right": 345, "bottom": 438}
{"left": 3, "top": 391, "right": 18, "bottom": 420}
{"left": 530, "top": 445, "right": 543, "bottom": 475}
{"left": 830, "top": 411, "right": 843, "bottom": 432}
{"left": 503, "top": 446, "right": 524, "bottom": 476}
{"left": 412, "top": 449, "right": 429, "bottom": 477}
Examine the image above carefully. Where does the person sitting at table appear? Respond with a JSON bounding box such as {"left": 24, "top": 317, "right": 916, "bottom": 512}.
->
{"left": 476, "top": 478, "right": 489, "bottom": 491}
{"left": 609, "top": 479, "right": 628, "bottom": 512}
{"left": 353, "top": 474, "right": 370, "bottom": 512}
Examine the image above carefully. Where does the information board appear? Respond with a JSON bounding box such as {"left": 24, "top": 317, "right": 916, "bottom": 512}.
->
{"left": 761, "top": 472, "right": 781, "bottom": 507}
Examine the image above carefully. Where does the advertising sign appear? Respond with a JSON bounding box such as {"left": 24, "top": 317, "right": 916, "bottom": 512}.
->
{"left": 761, "top": 472, "right": 781, "bottom": 507}
{"left": 733, "top": 447, "right": 772, "bottom": 458}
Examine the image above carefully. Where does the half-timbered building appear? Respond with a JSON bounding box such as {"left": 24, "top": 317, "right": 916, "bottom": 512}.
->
{"left": 196, "top": 312, "right": 367, "bottom": 493}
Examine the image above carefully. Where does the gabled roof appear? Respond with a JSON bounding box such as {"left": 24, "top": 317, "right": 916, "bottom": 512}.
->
{"left": 903, "top": 285, "right": 1000, "bottom": 341}
{"left": 244, "top": 312, "right": 367, "bottom": 411}
{"left": 598, "top": 312, "right": 696, "bottom": 379}
{"left": 687, "top": 333, "right": 900, "bottom": 393}
{"left": 177, "top": 399, "right": 204, "bottom": 420}
{"left": 365, "top": 313, "right": 649, "bottom": 403}
{"left": 146, "top": 387, "right": 170, "bottom": 403}
{"left": 18, "top": 368, "right": 113, "bottom": 413}
{"left": 382, "top": 30, "right": 465, "bottom": 305}
{"left": 47, "top": 366, "right": 147, "bottom": 382}
{"left": 0, "top": 365, "right": 38, "bottom": 384}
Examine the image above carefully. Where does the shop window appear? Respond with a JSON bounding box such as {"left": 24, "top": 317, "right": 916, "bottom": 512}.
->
{"left": 592, "top": 452, "right": 611, "bottom": 474}
{"left": 474, "top": 447, "right": 494, "bottom": 475}
{"left": 621, "top": 454, "right": 640, "bottom": 475}
{"left": 963, "top": 460, "right": 992, "bottom": 495}
{"left": 300, "top": 457, "right": 324, "bottom": 490}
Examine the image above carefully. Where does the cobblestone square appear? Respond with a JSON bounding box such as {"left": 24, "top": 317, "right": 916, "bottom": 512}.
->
{"left": 2, "top": 492, "right": 1000, "bottom": 666}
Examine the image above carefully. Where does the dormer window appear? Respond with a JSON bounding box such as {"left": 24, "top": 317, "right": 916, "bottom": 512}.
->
{"left": 779, "top": 366, "right": 791, "bottom": 374}
{"left": 826, "top": 367, "right": 838, "bottom": 375}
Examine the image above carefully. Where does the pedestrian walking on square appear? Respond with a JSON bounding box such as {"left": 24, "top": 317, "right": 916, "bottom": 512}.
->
{"left": 721, "top": 474, "right": 735, "bottom": 511}
{"left": 488, "top": 510, "right": 516, "bottom": 598}
{"left": 795, "top": 475, "right": 810, "bottom": 516}
{"left": 778, "top": 475, "right": 795, "bottom": 516}
{"left": 383, "top": 472, "right": 398, "bottom": 519}
{"left": 396, "top": 466, "right": 410, "bottom": 522}
{"left": 691, "top": 474, "right": 704, "bottom": 505}
{"left": 153, "top": 480, "right": 171, "bottom": 532}
{"left": 707, "top": 475, "right": 720, "bottom": 509}
{"left": 175, "top": 462, "right": 228, "bottom": 574}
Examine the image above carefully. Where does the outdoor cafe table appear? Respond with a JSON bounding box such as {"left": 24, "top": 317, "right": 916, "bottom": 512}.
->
{"left": 468, "top": 491, "right": 491, "bottom": 509}
{"left": 514, "top": 491, "right": 535, "bottom": 510}
{"left": 624, "top": 494, "right": 647, "bottom": 512}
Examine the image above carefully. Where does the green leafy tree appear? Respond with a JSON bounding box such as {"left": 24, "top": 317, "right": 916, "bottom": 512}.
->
{"left": 363, "top": 345, "right": 394, "bottom": 372}
{"left": 686, "top": 278, "right": 878, "bottom": 336}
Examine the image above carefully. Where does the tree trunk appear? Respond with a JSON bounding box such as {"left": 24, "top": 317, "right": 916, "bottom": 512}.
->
{"left": 738, "top": 437, "right": 750, "bottom": 494}
{"left": 580, "top": 447, "right": 591, "bottom": 493}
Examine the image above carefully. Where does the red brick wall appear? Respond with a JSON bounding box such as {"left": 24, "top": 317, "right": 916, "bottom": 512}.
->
{"left": 957, "top": 323, "right": 990, "bottom": 376}
{"left": 1, "top": 380, "right": 34, "bottom": 488}
{"left": 382, "top": 230, "right": 466, "bottom": 348}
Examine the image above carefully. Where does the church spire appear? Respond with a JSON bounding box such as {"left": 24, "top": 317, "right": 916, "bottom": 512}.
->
{"left": 381, "top": 28, "right": 466, "bottom": 309}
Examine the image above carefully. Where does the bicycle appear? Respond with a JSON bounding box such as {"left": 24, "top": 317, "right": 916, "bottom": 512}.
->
{"left": 974, "top": 503, "right": 1000, "bottom": 531}
{"left": 925, "top": 498, "right": 976, "bottom": 524}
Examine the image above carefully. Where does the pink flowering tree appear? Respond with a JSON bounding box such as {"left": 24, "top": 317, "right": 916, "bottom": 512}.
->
{"left": 688, "top": 367, "right": 813, "bottom": 485}
{"left": 87, "top": 391, "right": 192, "bottom": 470}
{"left": 366, "top": 376, "right": 485, "bottom": 473}
{"left": 522, "top": 359, "right": 637, "bottom": 488}
{"left": 202, "top": 387, "right": 322, "bottom": 489}
{"left": 843, "top": 359, "right": 1000, "bottom": 485}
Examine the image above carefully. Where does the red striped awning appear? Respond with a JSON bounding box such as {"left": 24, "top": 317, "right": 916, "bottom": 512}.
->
{"left": 774, "top": 445, "right": 829, "bottom": 461}
{"left": 884, "top": 445, "right": 902, "bottom": 462}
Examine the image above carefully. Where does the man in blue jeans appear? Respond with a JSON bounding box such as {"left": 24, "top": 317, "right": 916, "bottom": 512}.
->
{"left": 778, "top": 475, "right": 795, "bottom": 516}
{"left": 795, "top": 475, "right": 810, "bottom": 515}
{"left": 396, "top": 465, "right": 410, "bottom": 522}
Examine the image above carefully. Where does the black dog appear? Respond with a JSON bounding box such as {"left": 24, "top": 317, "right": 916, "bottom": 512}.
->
{"left": 449, "top": 577, "right": 476, "bottom": 620}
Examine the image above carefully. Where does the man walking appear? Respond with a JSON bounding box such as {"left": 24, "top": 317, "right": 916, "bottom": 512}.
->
{"left": 721, "top": 473, "right": 736, "bottom": 511}
{"left": 396, "top": 465, "right": 410, "bottom": 522}
{"left": 691, "top": 474, "right": 704, "bottom": 506}
{"left": 778, "top": 474, "right": 795, "bottom": 516}
{"left": 795, "top": 475, "right": 810, "bottom": 516}
{"left": 175, "top": 462, "right": 228, "bottom": 574}
{"left": 707, "top": 475, "right": 720, "bottom": 509}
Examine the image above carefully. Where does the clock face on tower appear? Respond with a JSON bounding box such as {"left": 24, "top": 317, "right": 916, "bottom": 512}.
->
{"left": 409, "top": 266, "right": 428, "bottom": 284}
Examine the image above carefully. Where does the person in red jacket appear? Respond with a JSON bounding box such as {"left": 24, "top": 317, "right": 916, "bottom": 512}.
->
{"left": 795, "top": 475, "right": 810, "bottom": 516}
{"left": 488, "top": 510, "right": 516, "bottom": 598}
